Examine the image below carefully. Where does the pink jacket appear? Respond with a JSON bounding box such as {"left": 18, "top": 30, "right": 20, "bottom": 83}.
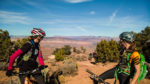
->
{"left": 8, "top": 49, "right": 45, "bottom": 70}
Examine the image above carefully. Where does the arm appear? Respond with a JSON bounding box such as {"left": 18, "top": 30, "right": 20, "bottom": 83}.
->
{"left": 130, "top": 52, "right": 141, "bottom": 84}
{"left": 8, "top": 49, "right": 23, "bottom": 70}
{"left": 8, "top": 42, "right": 32, "bottom": 70}
{"left": 130, "top": 64, "right": 140, "bottom": 84}
{"left": 38, "top": 50, "right": 45, "bottom": 65}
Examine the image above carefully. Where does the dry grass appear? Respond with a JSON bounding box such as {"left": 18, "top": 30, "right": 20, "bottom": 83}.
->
{"left": 58, "top": 57, "right": 78, "bottom": 76}
{"left": 76, "top": 55, "right": 87, "bottom": 61}
{"left": 0, "top": 62, "right": 8, "bottom": 71}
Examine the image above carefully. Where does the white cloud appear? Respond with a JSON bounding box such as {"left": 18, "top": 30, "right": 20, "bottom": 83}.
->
{"left": 24, "top": 0, "right": 38, "bottom": 6}
{"left": 109, "top": 10, "right": 118, "bottom": 23}
{"left": 90, "top": 11, "right": 95, "bottom": 15}
{"left": 0, "top": 10, "right": 31, "bottom": 24}
{"left": 23, "top": 0, "right": 42, "bottom": 9}
{"left": 64, "top": 0, "right": 92, "bottom": 3}
{"left": 106, "top": 16, "right": 149, "bottom": 32}
{"left": 77, "top": 26, "right": 94, "bottom": 36}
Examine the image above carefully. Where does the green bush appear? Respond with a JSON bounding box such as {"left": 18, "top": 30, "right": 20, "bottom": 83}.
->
{"left": 0, "top": 29, "right": 12, "bottom": 61}
{"left": 53, "top": 45, "right": 72, "bottom": 61}
{"left": 55, "top": 49, "right": 66, "bottom": 61}
{"left": 63, "top": 45, "right": 72, "bottom": 55}
{"left": 13, "top": 38, "right": 28, "bottom": 51}
{"left": 0, "top": 28, "right": 28, "bottom": 63}
{"left": 95, "top": 39, "right": 120, "bottom": 63}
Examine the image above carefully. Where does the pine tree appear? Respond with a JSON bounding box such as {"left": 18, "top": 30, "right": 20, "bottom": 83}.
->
{"left": 0, "top": 29, "right": 12, "bottom": 60}
{"left": 95, "top": 39, "right": 119, "bottom": 63}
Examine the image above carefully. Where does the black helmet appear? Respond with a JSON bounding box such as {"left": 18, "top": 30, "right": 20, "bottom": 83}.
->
{"left": 119, "top": 32, "right": 135, "bottom": 43}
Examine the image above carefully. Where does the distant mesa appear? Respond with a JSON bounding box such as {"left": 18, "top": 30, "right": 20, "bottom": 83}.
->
{"left": 10, "top": 35, "right": 119, "bottom": 41}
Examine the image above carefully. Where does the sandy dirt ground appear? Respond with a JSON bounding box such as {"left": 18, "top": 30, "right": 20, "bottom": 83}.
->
{"left": 0, "top": 61, "right": 150, "bottom": 84}
{"left": 64, "top": 61, "right": 117, "bottom": 84}
{"left": 63, "top": 61, "right": 150, "bottom": 84}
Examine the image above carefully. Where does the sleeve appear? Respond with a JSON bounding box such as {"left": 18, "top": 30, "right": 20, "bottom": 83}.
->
{"left": 38, "top": 50, "right": 45, "bottom": 66}
{"left": 8, "top": 49, "right": 23, "bottom": 70}
{"left": 8, "top": 42, "right": 32, "bottom": 70}
{"left": 130, "top": 52, "right": 141, "bottom": 65}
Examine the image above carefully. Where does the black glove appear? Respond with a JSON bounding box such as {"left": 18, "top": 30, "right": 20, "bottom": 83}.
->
{"left": 39, "top": 65, "right": 48, "bottom": 70}
{"left": 6, "top": 70, "right": 12, "bottom": 76}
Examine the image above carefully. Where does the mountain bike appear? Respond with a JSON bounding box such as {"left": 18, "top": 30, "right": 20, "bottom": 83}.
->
{"left": 10, "top": 66, "right": 63, "bottom": 84}
{"left": 11, "top": 66, "right": 48, "bottom": 84}
{"left": 86, "top": 69, "right": 110, "bottom": 84}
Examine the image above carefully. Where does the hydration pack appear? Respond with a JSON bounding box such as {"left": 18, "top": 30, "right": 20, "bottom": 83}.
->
{"left": 115, "top": 52, "right": 148, "bottom": 82}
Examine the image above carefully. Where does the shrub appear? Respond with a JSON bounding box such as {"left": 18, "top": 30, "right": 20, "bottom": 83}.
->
{"left": 0, "top": 29, "right": 12, "bottom": 61}
{"left": 59, "top": 57, "right": 78, "bottom": 76}
{"left": 76, "top": 56, "right": 81, "bottom": 61}
{"left": 76, "top": 55, "right": 87, "bottom": 61}
{"left": 80, "top": 46, "right": 86, "bottom": 53}
{"left": 76, "top": 50, "right": 81, "bottom": 54}
{"left": 55, "top": 49, "right": 66, "bottom": 61}
{"left": 7, "top": 76, "right": 20, "bottom": 84}
{"left": 80, "top": 55, "right": 87, "bottom": 61}
{"left": 63, "top": 45, "right": 72, "bottom": 55}
{"left": 0, "top": 62, "right": 8, "bottom": 70}
{"left": 53, "top": 45, "right": 72, "bottom": 61}
{"left": 73, "top": 47, "right": 77, "bottom": 52}
{"left": 95, "top": 39, "right": 120, "bottom": 63}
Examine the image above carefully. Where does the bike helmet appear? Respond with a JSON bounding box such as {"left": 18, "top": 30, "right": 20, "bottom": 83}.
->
{"left": 31, "top": 28, "right": 46, "bottom": 37}
{"left": 119, "top": 32, "right": 135, "bottom": 43}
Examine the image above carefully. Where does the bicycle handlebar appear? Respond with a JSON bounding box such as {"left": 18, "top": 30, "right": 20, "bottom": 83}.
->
{"left": 12, "top": 65, "right": 48, "bottom": 76}
{"left": 86, "top": 68, "right": 110, "bottom": 84}
{"left": 86, "top": 69, "right": 98, "bottom": 78}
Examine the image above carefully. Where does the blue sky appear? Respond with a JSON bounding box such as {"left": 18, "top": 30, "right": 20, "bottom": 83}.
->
{"left": 0, "top": 0, "right": 150, "bottom": 37}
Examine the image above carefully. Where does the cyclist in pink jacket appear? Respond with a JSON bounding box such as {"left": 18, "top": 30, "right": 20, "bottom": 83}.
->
{"left": 6, "top": 28, "right": 46, "bottom": 84}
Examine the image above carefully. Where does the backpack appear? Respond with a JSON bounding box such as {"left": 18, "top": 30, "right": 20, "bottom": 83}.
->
{"left": 115, "top": 52, "right": 148, "bottom": 83}
{"left": 137, "top": 54, "right": 148, "bottom": 82}
{"left": 16, "top": 40, "right": 35, "bottom": 66}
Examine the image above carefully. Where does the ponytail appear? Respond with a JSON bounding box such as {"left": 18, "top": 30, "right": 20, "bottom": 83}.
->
{"left": 27, "top": 36, "right": 38, "bottom": 40}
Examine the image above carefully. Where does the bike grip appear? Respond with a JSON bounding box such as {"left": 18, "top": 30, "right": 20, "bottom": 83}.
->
{"left": 44, "top": 65, "right": 48, "bottom": 68}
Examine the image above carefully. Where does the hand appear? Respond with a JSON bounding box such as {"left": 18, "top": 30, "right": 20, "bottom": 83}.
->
{"left": 130, "top": 81, "right": 136, "bottom": 84}
{"left": 6, "top": 70, "right": 12, "bottom": 76}
{"left": 39, "top": 65, "right": 48, "bottom": 70}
